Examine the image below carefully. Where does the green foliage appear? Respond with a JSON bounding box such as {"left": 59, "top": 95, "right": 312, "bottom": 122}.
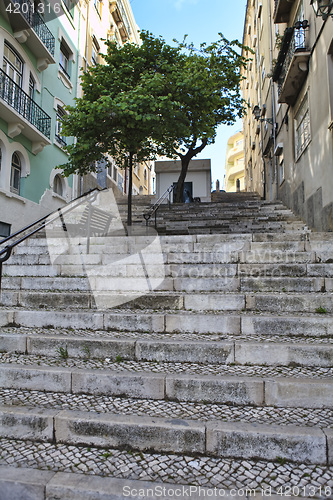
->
{"left": 59, "top": 31, "right": 249, "bottom": 201}
{"left": 56, "top": 345, "right": 69, "bottom": 360}
{"left": 315, "top": 306, "right": 327, "bottom": 314}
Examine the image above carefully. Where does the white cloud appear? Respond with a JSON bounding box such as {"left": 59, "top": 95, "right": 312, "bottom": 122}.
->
{"left": 174, "top": 0, "right": 199, "bottom": 11}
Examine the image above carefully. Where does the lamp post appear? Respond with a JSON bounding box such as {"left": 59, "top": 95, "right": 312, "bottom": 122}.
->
{"left": 252, "top": 105, "right": 275, "bottom": 126}
{"left": 311, "top": 0, "right": 333, "bottom": 20}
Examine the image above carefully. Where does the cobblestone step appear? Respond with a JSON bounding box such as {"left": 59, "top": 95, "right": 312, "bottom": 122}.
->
{"left": 2, "top": 308, "right": 333, "bottom": 336}
{"left": 0, "top": 357, "right": 332, "bottom": 408}
{"left": 1, "top": 328, "right": 332, "bottom": 366}
{"left": 0, "top": 405, "right": 330, "bottom": 464}
{"left": 2, "top": 388, "right": 333, "bottom": 428}
{"left": 0, "top": 448, "right": 332, "bottom": 499}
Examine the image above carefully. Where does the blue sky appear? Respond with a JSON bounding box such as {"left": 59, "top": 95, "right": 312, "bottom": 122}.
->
{"left": 130, "top": 0, "right": 248, "bottom": 188}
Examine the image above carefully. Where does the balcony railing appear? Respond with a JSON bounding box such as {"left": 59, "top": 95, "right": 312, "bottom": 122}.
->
{"left": 0, "top": 69, "right": 51, "bottom": 139}
{"left": 117, "top": 0, "right": 131, "bottom": 37}
{"left": 273, "top": 26, "right": 310, "bottom": 105}
{"left": 7, "top": 0, "right": 55, "bottom": 55}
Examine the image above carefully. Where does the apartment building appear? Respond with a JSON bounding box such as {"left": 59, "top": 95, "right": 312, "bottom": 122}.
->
{"left": 0, "top": 0, "right": 82, "bottom": 234}
{"left": 242, "top": 0, "right": 333, "bottom": 230}
{"left": 224, "top": 130, "right": 245, "bottom": 192}
{"left": 77, "top": 0, "right": 154, "bottom": 200}
{"left": 0, "top": 0, "right": 150, "bottom": 236}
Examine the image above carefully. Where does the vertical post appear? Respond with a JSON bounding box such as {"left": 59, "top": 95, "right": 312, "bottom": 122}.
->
{"left": 127, "top": 152, "right": 133, "bottom": 227}
{"left": 86, "top": 201, "right": 92, "bottom": 254}
{"left": 0, "top": 261, "right": 2, "bottom": 299}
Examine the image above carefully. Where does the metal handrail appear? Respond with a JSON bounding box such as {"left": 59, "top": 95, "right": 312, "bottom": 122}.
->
{"left": 143, "top": 184, "right": 174, "bottom": 229}
{"left": 0, "top": 188, "right": 101, "bottom": 295}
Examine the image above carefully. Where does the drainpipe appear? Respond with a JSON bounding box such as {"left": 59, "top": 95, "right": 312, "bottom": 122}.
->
{"left": 268, "top": 0, "right": 278, "bottom": 199}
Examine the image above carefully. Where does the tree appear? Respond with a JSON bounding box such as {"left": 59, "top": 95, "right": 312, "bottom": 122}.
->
{"left": 165, "top": 35, "right": 248, "bottom": 202}
{"left": 60, "top": 33, "right": 185, "bottom": 224}
{"left": 60, "top": 31, "right": 248, "bottom": 217}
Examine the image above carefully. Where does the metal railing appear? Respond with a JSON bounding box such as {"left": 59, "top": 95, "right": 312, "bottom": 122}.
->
{"left": 0, "top": 189, "right": 100, "bottom": 296}
{"left": 143, "top": 184, "right": 174, "bottom": 229}
{"left": 7, "top": 0, "right": 55, "bottom": 55}
{"left": 277, "top": 27, "right": 308, "bottom": 96}
{"left": 272, "top": 25, "right": 309, "bottom": 96}
{"left": 0, "top": 69, "right": 51, "bottom": 139}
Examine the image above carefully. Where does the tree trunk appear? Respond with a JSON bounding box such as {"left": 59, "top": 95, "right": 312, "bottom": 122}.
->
{"left": 174, "top": 139, "right": 208, "bottom": 203}
{"left": 174, "top": 156, "right": 190, "bottom": 203}
{"left": 127, "top": 152, "right": 133, "bottom": 226}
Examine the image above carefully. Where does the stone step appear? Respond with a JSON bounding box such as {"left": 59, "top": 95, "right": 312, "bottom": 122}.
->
{"left": 0, "top": 405, "right": 330, "bottom": 464}
{"left": 0, "top": 356, "right": 332, "bottom": 408}
{"left": 2, "top": 388, "right": 333, "bottom": 428}
{"left": 1, "top": 453, "right": 331, "bottom": 499}
{"left": 7, "top": 287, "right": 333, "bottom": 311}
{"left": 2, "top": 308, "right": 333, "bottom": 336}
{"left": 246, "top": 293, "right": 333, "bottom": 314}
{"left": 1, "top": 329, "right": 332, "bottom": 367}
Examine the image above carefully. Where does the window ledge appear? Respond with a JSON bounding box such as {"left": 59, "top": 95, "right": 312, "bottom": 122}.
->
{"left": 0, "top": 188, "right": 27, "bottom": 203}
{"left": 58, "top": 69, "right": 73, "bottom": 91}
{"left": 54, "top": 139, "right": 69, "bottom": 153}
{"left": 52, "top": 192, "right": 67, "bottom": 201}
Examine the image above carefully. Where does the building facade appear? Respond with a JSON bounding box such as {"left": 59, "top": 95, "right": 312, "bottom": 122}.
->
{"left": 155, "top": 159, "right": 212, "bottom": 203}
{"left": 0, "top": 0, "right": 149, "bottom": 237}
{"left": 224, "top": 130, "right": 245, "bottom": 192}
{"left": 77, "top": 0, "right": 154, "bottom": 200}
{"left": 0, "top": 0, "right": 85, "bottom": 235}
{"left": 242, "top": 0, "right": 333, "bottom": 230}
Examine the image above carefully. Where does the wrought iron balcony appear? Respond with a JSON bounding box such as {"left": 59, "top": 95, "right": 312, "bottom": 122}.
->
{"left": 0, "top": 68, "right": 51, "bottom": 140}
{"left": 109, "top": 0, "right": 132, "bottom": 42}
{"left": 274, "top": 0, "right": 296, "bottom": 23}
{"left": 2, "top": 0, "right": 55, "bottom": 65}
{"left": 273, "top": 26, "right": 310, "bottom": 106}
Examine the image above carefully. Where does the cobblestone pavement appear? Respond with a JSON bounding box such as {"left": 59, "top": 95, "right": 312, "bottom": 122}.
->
{"left": 0, "top": 438, "right": 332, "bottom": 497}
{"left": 1, "top": 326, "right": 333, "bottom": 344}
{"left": 1, "top": 352, "right": 332, "bottom": 378}
{"left": 1, "top": 389, "right": 332, "bottom": 428}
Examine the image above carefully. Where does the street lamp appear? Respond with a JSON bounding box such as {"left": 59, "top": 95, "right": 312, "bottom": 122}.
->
{"left": 311, "top": 0, "right": 333, "bottom": 20}
{"left": 252, "top": 105, "right": 275, "bottom": 125}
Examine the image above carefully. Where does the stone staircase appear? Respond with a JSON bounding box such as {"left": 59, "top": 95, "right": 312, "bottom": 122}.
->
{"left": 120, "top": 192, "right": 307, "bottom": 235}
{"left": 0, "top": 193, "right": 333, "bottom": 499}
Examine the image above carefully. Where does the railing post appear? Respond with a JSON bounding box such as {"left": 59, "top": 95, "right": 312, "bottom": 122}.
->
{"left": 0, "top": 261, "right": 2, "bottom": 298}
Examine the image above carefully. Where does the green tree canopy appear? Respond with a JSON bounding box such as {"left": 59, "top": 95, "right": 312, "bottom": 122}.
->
{"left": 60, "top": 31, "right": 248, "bottom": 216}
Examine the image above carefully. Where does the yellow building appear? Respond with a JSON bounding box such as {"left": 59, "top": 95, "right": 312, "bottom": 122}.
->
{"left": 76, "top": 0, "right": 154, "bottom": 197}
{"left": 224, "top": 131, "right": 245, "bottom": 192}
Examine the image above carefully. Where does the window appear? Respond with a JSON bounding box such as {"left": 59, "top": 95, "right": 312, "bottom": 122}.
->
{"left": 59, "top": 41, "right": 70, "bottom": 78}
{"left": 295, "top": 93, "right": 311, "bottom": 160}
{"left": 10, "top": 152, "right": 21, "bottom": 194}
{"left": 56, "top": 105, "right": 67, "bottom": 147}
{"left": 94, "top": 0, "right": 101, "bottom": 17}
{"left": 113, "top": 165, "right": 117, "bottom": 182}
{"left": 279, "top": 157, "right": 285, "bottom": 184}
{"left": 117, "top": 172, "right": 123, "bottom": 192}
{"left": 3, "top": 42, "right": 23, "bottom": 87}
{"left": 91, "top": 37, "right": 100, "bottom": 66}
{"left": 63, "top": 0, "right": 74, "bottom": 17}
{"left": 53, "top": 174, "right": 64, "bottom": 196}
{"left": 144, "top": 168, "right": 148, "bottom": 186}
{"left": 0, "top": 222, "right": 11, "bottom": 238}
{"left": 29, "top": 74, "right": 35, "bottom": 99}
